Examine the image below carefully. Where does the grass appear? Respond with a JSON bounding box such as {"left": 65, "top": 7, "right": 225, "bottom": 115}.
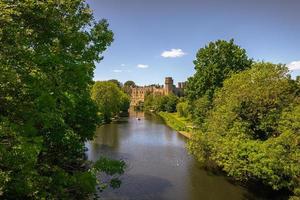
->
{"left": 158, "top": 112, "right": 195, "bottom": 138}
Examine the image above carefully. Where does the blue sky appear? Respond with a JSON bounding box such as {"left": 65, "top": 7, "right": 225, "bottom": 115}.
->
{"left": 87, "top": 0, "right": 300, "bottom": 85}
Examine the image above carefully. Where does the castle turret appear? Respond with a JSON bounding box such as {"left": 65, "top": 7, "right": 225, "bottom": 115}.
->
{"left": 165, "top": 77, "right": 174, "bottom": 95}
{"left": 178, "top": 82, "right": 186, "bottom": 89}
{"left": 178, "top": 82, "right": 182, "bottom": 89}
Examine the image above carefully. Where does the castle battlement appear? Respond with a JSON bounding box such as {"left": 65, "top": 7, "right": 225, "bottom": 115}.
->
{"left": 130, "top": 77, "right": 186, "bottom": 106}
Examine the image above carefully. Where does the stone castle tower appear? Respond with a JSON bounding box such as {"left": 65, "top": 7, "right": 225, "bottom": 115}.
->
{"left": 164, "top": 77, "right": 174, "bottom": 95}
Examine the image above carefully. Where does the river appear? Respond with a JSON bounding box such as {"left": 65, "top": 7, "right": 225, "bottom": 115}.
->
{"left": 86, "top": 112, "right": 283, "bottom": 200}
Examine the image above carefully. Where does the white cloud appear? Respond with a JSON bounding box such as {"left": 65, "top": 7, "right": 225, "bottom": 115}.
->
{"left": 287, "top": 61, "right": 300, "bottom": 70}
{"left": 137, "top": 64, "right": 149, "bottom": 68}
{"left": 121, "top": 64, "right": 126, "bottom": 67}
{"left": 161, "top": 49, "right": 186, "bottom": 58}
{"left": 113, "top": 69, "right": 122, "bottom": 73}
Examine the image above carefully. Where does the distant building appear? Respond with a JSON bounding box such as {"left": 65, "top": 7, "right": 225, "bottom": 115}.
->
{"left": 130, "top": 77, "right": 186, "bottom": 106}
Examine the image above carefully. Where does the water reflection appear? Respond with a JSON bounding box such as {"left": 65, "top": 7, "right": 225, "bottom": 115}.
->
{"left": 86, "top": 112, "right": 283, "bottom": 200}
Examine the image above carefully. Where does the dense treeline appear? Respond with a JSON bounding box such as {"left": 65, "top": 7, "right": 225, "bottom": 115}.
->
{"left": 182, "top": 40, "right": 300, "bottom": 199}
{"left": 0, "top": 1, "right": 124, "bottom": 199}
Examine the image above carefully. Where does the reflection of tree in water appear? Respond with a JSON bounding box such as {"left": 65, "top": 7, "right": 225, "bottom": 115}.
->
{"left": 100, "top": 174, "right": 172, "bottom": 200}
{"left": 95, "top": 124, "right": 120, "bottom": 149}
{"left": 144, "top": 113, "right": 165, "bottom": 125}
{"left": 88, "top": 124, "right": 121, "bottom": 162}
{"left": 185, "top": 158, "right": 247, "bottom": 200}
{"left": 186, "top": 159, "right": 289, "bottom": 200}
{"left": 89, "top": 120, "right": 133, "bottom": 161}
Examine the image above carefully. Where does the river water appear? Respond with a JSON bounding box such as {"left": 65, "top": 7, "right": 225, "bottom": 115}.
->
{"left": 86, "top": 112, "right": 281, "bottom": 200}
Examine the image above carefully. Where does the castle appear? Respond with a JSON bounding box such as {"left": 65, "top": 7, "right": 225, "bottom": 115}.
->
{"left": 130, "top": 77, "right": 186, "bottom": 106}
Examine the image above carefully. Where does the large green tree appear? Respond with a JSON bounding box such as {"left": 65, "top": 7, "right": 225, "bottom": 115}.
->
{"left": 0, "top": 0, "right": 124, "bottom": 199}
{"left": 186, "top": 39, "right": 252, "bottom": 101}
{"left": 91, "top": 81, "right": 130, "bottom": 123}
{"left": 188, "top": 63, "right": 300, "bottom": 197}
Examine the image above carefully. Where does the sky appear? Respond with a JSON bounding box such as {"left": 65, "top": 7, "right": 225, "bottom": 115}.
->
{"left": 87, "top": 0, "right": 300, "bottom": 86}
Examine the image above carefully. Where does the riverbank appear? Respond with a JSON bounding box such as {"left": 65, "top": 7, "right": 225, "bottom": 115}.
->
{"left": 158, "top": 112, "right": 194, "bottom": 139}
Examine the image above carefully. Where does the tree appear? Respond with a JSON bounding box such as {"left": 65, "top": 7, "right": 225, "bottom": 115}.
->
{"left": 188, "top": 63, "right": 300, "bottom": 197}
{"left": 123, "top": 80, "right": 136, "bottom": 95}
{"left": 91, "top": 81, "right": 130, "bottom": 122}
{"left": 186, "top": 39, "right": 252, "bottom": 101}
{"left": 120, "top": 92, "right": 130, "bottom": 112}
{"left": 91, "top": 81, "right": 121, "bottom": 122}
{"left": 0, "top": 1, "right": 124, "bottom": 199}
{"left": 164, "top": 94, "right": 179, "bottom": 113}
{"left": 176, "top": 101, "right": 189, "bottom": 117}
{"left": 108, "top": 79, "right": 122, "bottom": 88}
{"left": 124, "top": 80, "right": 136, "bottom": 87}
{"left": 144, "top": 94, "right": 155, "bottom": 111}
{"left": 189, "top": 95, "right": 211, "bottom": 126}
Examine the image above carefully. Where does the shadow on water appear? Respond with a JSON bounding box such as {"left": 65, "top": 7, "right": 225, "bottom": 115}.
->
{"left": 241, "top": 181, "right": 290, "bottom": 200}
{"left": 188, "top": 152, "right": 290, "bottom": 200}
{"left": 100, "top": 174, "right": 172, "bottom": 200}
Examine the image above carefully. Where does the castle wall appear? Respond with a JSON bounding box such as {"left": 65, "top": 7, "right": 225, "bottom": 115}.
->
{"left": 130, "top": 77, "right": 186, "bottom": 107}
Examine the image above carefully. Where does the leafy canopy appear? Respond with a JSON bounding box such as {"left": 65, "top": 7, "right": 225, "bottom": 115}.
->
{"left": 188, "top": 63, "right": 300, "bottom": 195}
{"left": 186, "top": 39, "right": 252, "bottom": 101}
{"left": 91, "top": 81, "right": 130, "bottom": 123}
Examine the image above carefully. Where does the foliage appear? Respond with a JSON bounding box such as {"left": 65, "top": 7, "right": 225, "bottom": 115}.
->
{"left": 211, "top": 62, "right": 295, "bottom": 140}
{"left": 176, "top": 101, "right": 189, "bottom": 117}
{"left": 0, "top": 0, "right": 125, "bottom": 199}
{"left": 0, "top": 119, "right": 43, "bottom": 198}
{"left": 120, "top": 92, "right": 131, "bottom": 112}
{"left": 189, "top": 95, "right": 211, "bottom": 126}
{"left": 144, "top": 94, "right": 157, "bottom": 111}
{"left": 144, "top": 94, "right": 161, "bottom": 111}
{"left": 92, "top": 157, "right": 126, "bottom": 190}
{"left": 185, "top": 39, "right": 252, "bottom": 101}
{"left": 91, "top": 81, "right": 130, "bottom": 122}
{"left": 108, "top": 79, "right": 122, "bottom": 88}
{"left": 94, "top": 157, "right": 126, "bottom": 176}
{"left": 144, "top": 94, "right": 179, "bottom": 112}
{"left": 164, "top": 94, "right": 179, "bottom": 112}
{"left": 188, "top": 63, "right": 300, "bottom": 197}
